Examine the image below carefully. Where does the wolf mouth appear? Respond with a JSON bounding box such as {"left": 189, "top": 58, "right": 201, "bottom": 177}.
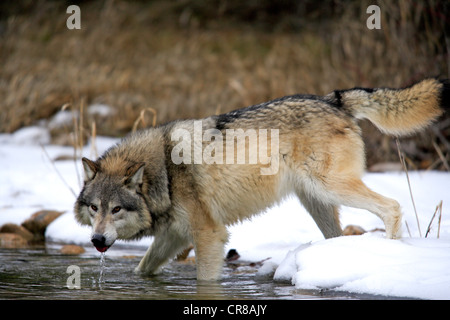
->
{"left": 91, "top": 234, "right": 112, "bottom": 252}
{"left": 94, "top": 245, "right": 110, "bottom": 253}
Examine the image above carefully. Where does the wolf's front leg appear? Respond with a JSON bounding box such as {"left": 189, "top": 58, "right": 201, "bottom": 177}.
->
{"left": 135, "top": 228, "right": 189, "bottom": 275}
{"left": 192, "top": 225, "right": 229, "bottom": 281}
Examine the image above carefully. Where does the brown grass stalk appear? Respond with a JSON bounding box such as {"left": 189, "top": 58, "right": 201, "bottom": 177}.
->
{"left": 425, "top": 200, "right": 443, "bottom": 238}
{"left": 132, "top": 107, "right": 158, "bottom": 133}
{"left": 396, "top": 138, "right": 422, "bottom": 237}
{"left": 432, "top": 140, "right": 450, "bottom": 172}
{"left": 90, "top": 121, "right": 98, "bottom": 160}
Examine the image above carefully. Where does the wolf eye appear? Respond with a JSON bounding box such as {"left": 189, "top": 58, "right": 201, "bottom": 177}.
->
{"left": 112, "top": 206, "right": 121, "bottom": 214}
{"left": 90, "top": 205, "right": 98, "bottom": 212}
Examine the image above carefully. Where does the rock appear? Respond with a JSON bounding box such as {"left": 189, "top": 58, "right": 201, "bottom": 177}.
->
{"left": 175, "top": 245, "right": 196, "bottom": 265}
{"left": 0, "top": 233, "right": 28, "bottom": 248}
{"left": 177, "top": 256, "right": 196, "bottom": 265}
{"left": 60, "top": 245, "right": 85, "bottom": 255}
{"left": 0, "top": 223, "right": 34, "bottom": 241}
{"left": 226, "top": 249, "right": 240, "bottom": 262}
{"left": 176, "top": 245, "right": 194, "bottom": 261}
{"left": 21, "top": 210, "right": 64, "bottom": 242}
{"left": 0, "top": 210, "right": 65, "bottom": 247}
{"left": 343, "top": 225, "right": 366, "bottom": 236}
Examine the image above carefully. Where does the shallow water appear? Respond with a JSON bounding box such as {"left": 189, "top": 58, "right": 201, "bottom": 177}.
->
{"left": 0, "top": 243, "right": 400, "bottom": 300}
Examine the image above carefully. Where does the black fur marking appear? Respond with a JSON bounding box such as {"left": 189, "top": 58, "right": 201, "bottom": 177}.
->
{"left": 215, "top": 103, "right": 267, "bottom": 130}
{"left": 440, "top": 79, "right": 450, "bottom": 111}
{"left": 332, "top": 90, "right": 343, "bottom": 109}
{"left": 214, "top": 94, "right": 323, "bottom": 130}
{"left": 334, "top": 87, "right": 374, "bottom": 99}
{"left": 353, "top": 87, "right": 375, "bottom": 93}
{"left": 330, "top": 87, "right": 375, "bottom": 111}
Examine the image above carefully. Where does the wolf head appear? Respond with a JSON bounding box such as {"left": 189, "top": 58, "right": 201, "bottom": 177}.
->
{"left": 74, "top": 157, "right": 153, "bottom": 252}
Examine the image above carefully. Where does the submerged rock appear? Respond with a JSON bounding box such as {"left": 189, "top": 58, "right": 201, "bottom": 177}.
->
{"left": 0, "top": 223, "right": 34, "bottom": 241}
{"left": 0, "top": 233, "right": 28, "bottom": 248}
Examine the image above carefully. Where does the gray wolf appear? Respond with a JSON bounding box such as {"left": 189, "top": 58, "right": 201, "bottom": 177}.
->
{"left": 74, "top": 78, "right": 449, "bottom": 280}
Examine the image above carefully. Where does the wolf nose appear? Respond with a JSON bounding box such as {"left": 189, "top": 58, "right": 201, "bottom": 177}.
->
{"left": 91, "top": 234, "right": 106, "bottom": 249}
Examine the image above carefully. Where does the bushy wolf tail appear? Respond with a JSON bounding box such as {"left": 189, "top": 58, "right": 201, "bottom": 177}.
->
{"left": 331, "top": 78, "right": 449, "bottom": 136}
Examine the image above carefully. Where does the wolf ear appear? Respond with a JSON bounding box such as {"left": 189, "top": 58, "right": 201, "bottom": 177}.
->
{"left": 82, "top": 157, "right": 99, "bottom": 182}
{"left": 125, "top": 162, "right": 145, "bottom": 190}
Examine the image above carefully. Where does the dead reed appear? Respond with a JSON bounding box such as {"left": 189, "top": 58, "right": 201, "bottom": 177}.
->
{"left": 0, "top": 0, "right": 449, "bottom": 169}
{"left": 425, "top": 200, "right": 443, "bottom": 238}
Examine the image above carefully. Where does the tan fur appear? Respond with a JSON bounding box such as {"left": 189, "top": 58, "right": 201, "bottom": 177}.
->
{"left": 75, "top": 78, "right": 448, "bottom": 280}
{"left": 338, "top": 78, "right": 443, "bottom": 135}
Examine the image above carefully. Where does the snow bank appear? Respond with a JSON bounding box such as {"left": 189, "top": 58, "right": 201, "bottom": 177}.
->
{"left": 1, "top": 126, "right": 450, "bottom": 299}
{"left": 272, "top": 234, "right": 450, "bottom": 299}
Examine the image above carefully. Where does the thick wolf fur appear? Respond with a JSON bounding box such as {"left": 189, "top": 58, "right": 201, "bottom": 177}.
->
{"left": 75, "top": 78, "right": 449, "bottom": 280}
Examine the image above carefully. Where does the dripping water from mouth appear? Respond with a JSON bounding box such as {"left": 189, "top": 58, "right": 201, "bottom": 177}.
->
{"left": 98, "top": 252, "right": 106, "bottom": 289}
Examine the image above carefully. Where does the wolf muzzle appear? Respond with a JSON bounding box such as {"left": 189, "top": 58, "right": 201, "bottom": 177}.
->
{"left": 91, "top": 234, "right": 110, "bottom": 252}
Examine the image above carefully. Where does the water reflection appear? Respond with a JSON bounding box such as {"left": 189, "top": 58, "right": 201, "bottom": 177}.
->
{"left": 0, "top": 244, "right": 395, "bottom": 300}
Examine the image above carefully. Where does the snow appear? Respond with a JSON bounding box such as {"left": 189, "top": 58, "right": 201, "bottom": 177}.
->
{"left": 87, "top": 103, "right": 116, "bottom": 117}
{"left": 273, "top": 235, "right": 450, "bottom": 299}
{"left": 2, "top": 126, "right": 51, "bottom": 145}
{"left": 47, "top": 110, "right": 75, "bottom": 130}
{"left": 1, "top": 126, "right": 450, "bottom": 299}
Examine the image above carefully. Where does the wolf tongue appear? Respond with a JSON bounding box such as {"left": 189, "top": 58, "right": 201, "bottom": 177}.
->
{"left": 95, "top": 246, "right": 109, "bottom": 253}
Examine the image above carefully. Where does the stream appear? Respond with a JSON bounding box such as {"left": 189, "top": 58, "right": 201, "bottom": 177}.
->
{"left": 0, "top": 243, "right": 401, "bottom": 300}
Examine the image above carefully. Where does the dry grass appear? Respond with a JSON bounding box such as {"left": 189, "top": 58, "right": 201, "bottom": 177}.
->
{"left": 0, "top": 0, "right": 449, "bottom": 168}
{"left": 425, "top": 200, "right": 443, "bottom": 238}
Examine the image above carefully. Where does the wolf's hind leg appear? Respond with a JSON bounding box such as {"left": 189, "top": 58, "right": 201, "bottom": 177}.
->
{"left": 296, "top": 191, "right": 342, "bottom": 239}
{"left": 325, "top": 178, "right": 403, "bottom": 239}
{"left": 135, "top": 228, "right": 189, "bottom": 275}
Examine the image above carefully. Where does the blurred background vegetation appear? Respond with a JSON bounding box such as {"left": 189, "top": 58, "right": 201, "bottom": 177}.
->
{"left": 0, "top": 0, "right": 449, "bottom": 170}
